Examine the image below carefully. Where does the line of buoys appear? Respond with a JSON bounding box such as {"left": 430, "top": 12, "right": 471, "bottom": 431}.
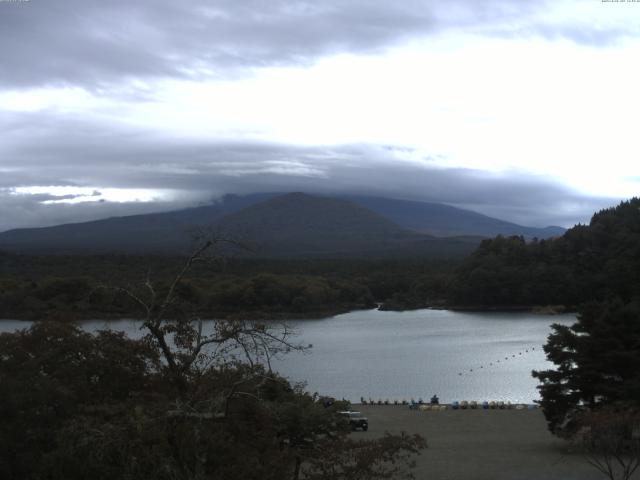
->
{"left": 411, "top": 402, "right": 538, "bottom": 411}
{"left": 456, "top": 345, "right": 542, "bottom": 376}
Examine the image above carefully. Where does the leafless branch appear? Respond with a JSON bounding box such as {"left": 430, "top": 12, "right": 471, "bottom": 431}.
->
{"left": 103, "top": 234, "right": 304, "bottom": 393}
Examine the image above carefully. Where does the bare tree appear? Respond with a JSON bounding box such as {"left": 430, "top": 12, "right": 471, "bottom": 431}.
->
{"left": 577, "top": 406, "right": 640, "bottom": 480}
{"left": 98, "top": 234, "right": 426, "bottom": 480}
{"left": 112, "top": 234, "right": 306, "bottom": 391}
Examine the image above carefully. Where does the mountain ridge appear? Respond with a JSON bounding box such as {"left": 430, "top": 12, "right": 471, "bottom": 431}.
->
{"left": 339, "top": 195, "right": 564, "bottom": 238}
{"left": 0, "top": 192, "right": 564, "bottom": 257}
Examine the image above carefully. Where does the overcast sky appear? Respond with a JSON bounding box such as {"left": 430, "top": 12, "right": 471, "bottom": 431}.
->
{"left": 1, "top": 0, "right": 639, "bottom": 232}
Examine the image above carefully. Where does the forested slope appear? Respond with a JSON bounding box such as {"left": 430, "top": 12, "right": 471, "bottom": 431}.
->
{"left": 448, "top": 198, "right": 640, "bottom": 307}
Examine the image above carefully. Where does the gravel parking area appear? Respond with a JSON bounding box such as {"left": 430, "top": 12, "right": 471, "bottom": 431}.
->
{"left": 352, "top": 405, "right": 611, "bottom": 480}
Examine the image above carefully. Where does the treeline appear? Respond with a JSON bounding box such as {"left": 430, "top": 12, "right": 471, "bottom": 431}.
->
{"left": 448, "top": 198, "right": 640, "bottom": 307}
{"left": 0, "top": 274, "right": 372, "bottom": 320}
{"left": 0, "top": 255, "right": 456, "bottom": 320}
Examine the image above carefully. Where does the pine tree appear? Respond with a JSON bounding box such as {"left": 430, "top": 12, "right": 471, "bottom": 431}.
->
{"left": 533, "top": 298, "right": 640, "bottom": 436}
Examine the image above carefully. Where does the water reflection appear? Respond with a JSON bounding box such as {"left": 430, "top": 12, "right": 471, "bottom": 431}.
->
{"left": 270, "top": 309, "right": 576, "bottom": 404}
{"left": 0, "top": 309, "right": 575, "bottom": 403}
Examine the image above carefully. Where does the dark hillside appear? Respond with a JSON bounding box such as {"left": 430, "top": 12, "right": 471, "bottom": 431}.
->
{"left": 449, "top": 198, "right": 640, "bottom": 307}
{"left": 0, "top": 193, "right": 275, "bottom": 254}
{"left": 342, "top": 195, "right": 565, "bottom": 238}
{"left": 217, "top": 192, "right": 415, "bottom": 256}
{"left": 0, "top": 192, "right": 562, "bottom": 256}
{"left": 0, "top": 192, "right": 480, "bottom": 258}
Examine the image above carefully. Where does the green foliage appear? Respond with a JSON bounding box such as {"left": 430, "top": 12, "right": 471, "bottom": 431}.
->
{"left": 0, "top": 321, "right": 161, "bottom": 479}
{"left": 533, "top": 299, "right": 640, "bottom": 435}
{"left": 0, "top": 256, "right": 456, "bottom": 319}
{"left": 0, "top": 240, "right": 427, "bottom": 479}
{"left": 0, "top": 321, "right": 426, "bottom": 480}
{"left": 450, "top": 198, "right": 640, "bottom": 307}
{"left": 304, "top": 432, "right": 427, "bottom": 480}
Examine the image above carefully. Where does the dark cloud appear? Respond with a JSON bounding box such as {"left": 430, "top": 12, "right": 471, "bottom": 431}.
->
{"left": 0, "top": 0, "right": 633, "bottom": 235}
{"left": 27, "top": 192, "right": 98, "bottom": 203}
{"left": 0, "top": 111, "right": 617, "bottom": 231}
{"left": 1, "top": 0, "right": 626, "bottom": 90}
{"left": 0, "top": 191, "right": 195, "bottom": 232}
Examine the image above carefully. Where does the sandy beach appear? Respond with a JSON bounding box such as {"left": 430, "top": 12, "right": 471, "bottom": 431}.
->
{"left": 352, "top": 405, "right": 612, "bottom": 480}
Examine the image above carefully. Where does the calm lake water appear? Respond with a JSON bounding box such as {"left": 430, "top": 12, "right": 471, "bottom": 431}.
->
{"left": 1, "top": 309, "right": 576, "bottom": 404}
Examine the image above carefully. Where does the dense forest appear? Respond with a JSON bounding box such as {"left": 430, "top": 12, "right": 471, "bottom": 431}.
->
{"left": 448, "top": 198, "right": 640, "bottom": 308}
{"left": 0, "top": 254, "right": 455, "bottom": 320}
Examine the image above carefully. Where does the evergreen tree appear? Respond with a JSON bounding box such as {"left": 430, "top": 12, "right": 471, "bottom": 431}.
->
{"left": 449, "top": 197, "right": 640, "bottom": 307}
{"left": 533, "top": 299, "right": 640, "bottom": 435}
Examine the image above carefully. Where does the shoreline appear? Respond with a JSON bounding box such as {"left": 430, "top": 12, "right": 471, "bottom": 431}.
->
{"left": 352, "top": 402, "right": 540, "bottom": 409}
{"left": 380, "top": 303, "right": 577, "bottom": 315}
{"left": 0, "top": 303, "right": 577, "bottom": 323}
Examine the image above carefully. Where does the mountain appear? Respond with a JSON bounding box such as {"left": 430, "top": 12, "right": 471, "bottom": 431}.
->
{"left": 339, "top": 195, "right": 565, "bottom": 238}
{"left": 0, "top": 192, "right": 562, "bottom": 256}
{"left": 217, "top": 193, "right": 409, "bottom": 255}
{"left": 0, "top": 193, "right": 274, "bottom": 254}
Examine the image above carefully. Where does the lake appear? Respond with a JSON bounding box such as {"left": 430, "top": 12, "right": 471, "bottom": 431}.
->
{"left": 0, "top": 309, "right": 576, "bottom": 404}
